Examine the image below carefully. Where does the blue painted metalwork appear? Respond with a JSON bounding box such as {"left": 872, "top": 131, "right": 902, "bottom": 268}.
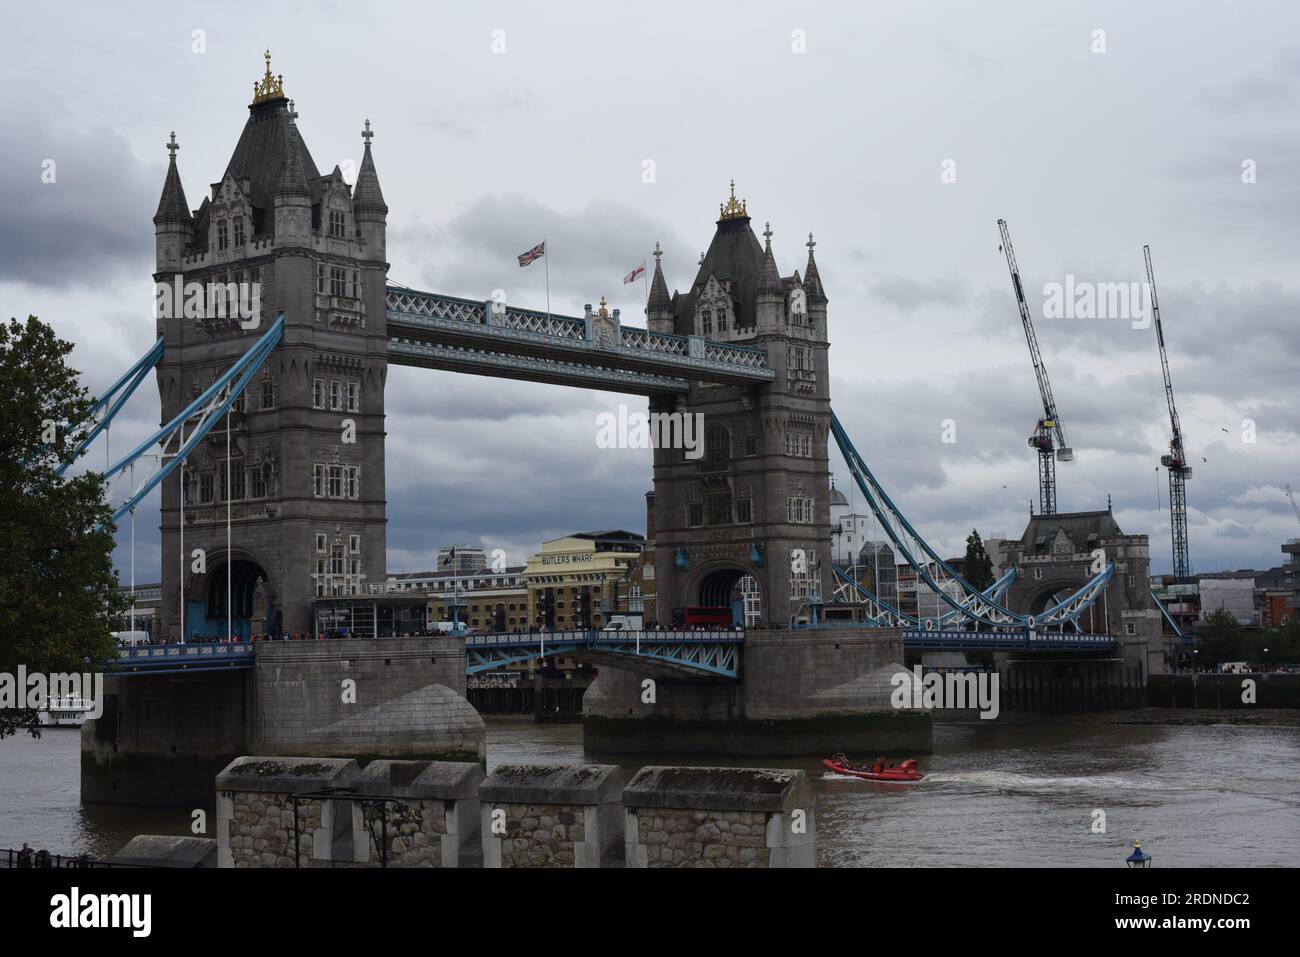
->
{"left": 1150, "top": 587, "right": 1186, "bottom": 641}
{"left": 829, "top": 561, "right": 1018, "bottom": 628}
{"left": 100, "top": 315, "right": 284, "bottom": 523}
{"left": 464, "top": 630, "right": 743, "bottom": 678}
{"left": 107, "top": 641, "right": 254, "bottom": 676}
{"left": 388, "top": 337, "right": 690, "bottom": 395}
{"left": 830, "top": 410, "right": 1112, "bottom": 628}
{"left": 57, "top": 337, "right": 164, "bottom": 478}
{"left": 790, "top": 619, "right": 1116, "bottom": 650}
{"left": 386, "top": 285, "right": 775, "bottom": 387}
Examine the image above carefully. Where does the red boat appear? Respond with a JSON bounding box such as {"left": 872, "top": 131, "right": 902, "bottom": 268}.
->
{"left": 822, "top": 755, "right": 923, "bottom": 782}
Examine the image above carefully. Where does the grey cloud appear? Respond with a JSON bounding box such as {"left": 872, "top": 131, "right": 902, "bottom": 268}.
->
{"left": 0, "top": 107, "right": 157, "bottom": 287}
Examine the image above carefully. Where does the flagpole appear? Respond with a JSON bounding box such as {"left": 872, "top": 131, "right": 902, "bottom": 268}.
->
{"left": 544, "top": 236, "right": 551, "bottom": 320}
{"left": 641, "top": 259, "right": 648, "bottom": 310}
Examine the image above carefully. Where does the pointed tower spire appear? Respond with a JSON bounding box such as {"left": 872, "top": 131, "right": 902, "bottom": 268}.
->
{"left": 647, "top": 242, "right": 672, "bottom": 311}
{"left": 353, "top": 118, "right": 388, "bottom": 216}
{"left": 275, "top": 114, "right": 310, "bottom": 198}
{"left": 758, "top": 222, "right": 783, "bottom": 296}
{"left": 804, "top": 232, "right": 827, "bottom": 304}
{"left": 646, "top": 242, "right": 674, "bottom": 333}
{"left": 153, "top": 131, "right": 192, "bottom": 226}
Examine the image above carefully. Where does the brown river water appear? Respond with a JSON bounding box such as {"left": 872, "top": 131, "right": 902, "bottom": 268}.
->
{"left": 1, "top": 713, "right": 1296, "bottom": 867}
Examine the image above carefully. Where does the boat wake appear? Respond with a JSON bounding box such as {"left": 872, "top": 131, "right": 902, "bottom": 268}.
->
{"left": 921, "top": 770, "right": 1177, "bottom": 792}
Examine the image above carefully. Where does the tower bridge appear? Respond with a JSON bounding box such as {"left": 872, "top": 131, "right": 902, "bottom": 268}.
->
{"left": 74, "top": 57, "right": 1170, "bottom": 802}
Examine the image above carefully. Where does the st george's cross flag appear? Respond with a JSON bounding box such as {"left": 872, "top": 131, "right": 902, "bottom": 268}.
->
{"left": 517, "top": 241, "right": 546, "bottom": 267}
{"left": 622, "top": 262, "right": 646, "bottom": 284}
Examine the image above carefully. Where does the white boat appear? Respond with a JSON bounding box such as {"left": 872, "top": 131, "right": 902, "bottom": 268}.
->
{"left": 38, "top": 696, "right": 95, "bottom": 728}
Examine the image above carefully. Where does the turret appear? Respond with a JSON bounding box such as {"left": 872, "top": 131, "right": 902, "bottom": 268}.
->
{"left": 153, "top": 132, "right": 191, "bottom": 272}
{"left": 273, "top": 112, "right": 312, "bottom": 247}
{"left": 352, "top": 119, "right": 388, "bottom": 262}
{"left": 803, "top": 232, "right": 827, "bottom": 330}
{"left": 646, "top": 241, "right": 673, "bottom": 333}
{"left": 755, "top": 221, "right": 785, "bottom": 334}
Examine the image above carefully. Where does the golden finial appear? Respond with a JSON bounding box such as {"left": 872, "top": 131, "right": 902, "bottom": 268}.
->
{"left": 598, "top": 295, "right": 609, "bottom": 318}
{"left": 253, "top": 49, "right": 286, "bottom": 103}
{"left": 719, "top": 178, "right": 748, "bottom": 221}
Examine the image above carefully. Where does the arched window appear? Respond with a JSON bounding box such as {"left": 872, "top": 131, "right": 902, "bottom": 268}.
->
{"left": 216, "top": 220, "right": 228, "bottom": 251}
{"left": 700, "top": 308, "right": 712, "bottom": 336}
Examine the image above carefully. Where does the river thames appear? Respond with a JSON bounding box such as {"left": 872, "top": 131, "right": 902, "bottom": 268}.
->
{"left": 2, "top": 714, "right": 1296, "bottom": 867}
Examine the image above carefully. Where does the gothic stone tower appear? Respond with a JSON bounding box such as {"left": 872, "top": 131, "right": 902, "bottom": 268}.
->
{"left": 647, "top": 185, "right": 832, "bottom": 627}
{"left": 153, "top": 55, "right": 389, "bottom": 637}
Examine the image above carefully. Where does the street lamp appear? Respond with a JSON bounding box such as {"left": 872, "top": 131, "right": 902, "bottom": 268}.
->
{"left": 1124, "top": 841, "right": 1152, "bottom": 868}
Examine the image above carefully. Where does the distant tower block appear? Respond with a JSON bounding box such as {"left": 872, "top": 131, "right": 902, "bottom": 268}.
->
{"left": 153, "top": 52, "right": 390, "bottom": 638}
{"left": 648, "top": 184, "right": 832, "bottom": 627}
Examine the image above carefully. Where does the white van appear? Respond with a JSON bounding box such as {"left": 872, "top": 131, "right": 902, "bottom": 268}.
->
{"left": 602, "top": 614, "right": 643, "bottom": 632}
{"left": 113, "top": 630, "right": 150, "bottom": 647}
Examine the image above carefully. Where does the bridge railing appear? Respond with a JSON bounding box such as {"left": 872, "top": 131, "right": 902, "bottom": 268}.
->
{"left": 465, "top": 629, "right": 746, "bottom": 649}
{"left": 111, "top": 641, "right": 255, "bottom": 668}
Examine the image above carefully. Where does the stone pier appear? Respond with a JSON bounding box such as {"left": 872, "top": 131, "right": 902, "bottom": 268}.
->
{"left": 83, "top": 636, "right": 484, "bottom": 806}
{"left": 582, "top": 627, "right": 931, "bottom": 755}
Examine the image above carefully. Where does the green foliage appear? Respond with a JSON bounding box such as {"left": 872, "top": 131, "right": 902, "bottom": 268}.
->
{"left": 0, "top": 317, "right": 122, "bottom": 738}
{"left": 963, "top": 529, "right": 995, "bottom": 591}
{"left": 1193, "top": 608, "right": 1246, "bottom": 666}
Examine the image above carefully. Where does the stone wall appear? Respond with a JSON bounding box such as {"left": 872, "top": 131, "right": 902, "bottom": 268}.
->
{"left": 623, "top": 766, "right": 814, "bottom": 868}
{"left": 252, "top": 637, "right": 485, "bottom": 761}
{"left": 82, "top": 670, "right": 252, "bottom": 807}
{"left": 583, "top": 627, "right": 931, "bottom": 755}
{"left": 215, "top": 756, "right": 366, "bottom": 868}
{"left": 352, "top": 759, "right": 483, "bottom": 868}
{"left": 479, "top": 764, "right": 624, "bottom": 868}
{"left": 630, "top": 807, "right": 772, "bottom": 867}
{"left": 186, "top": 758, "right": 822, "bottom": 868}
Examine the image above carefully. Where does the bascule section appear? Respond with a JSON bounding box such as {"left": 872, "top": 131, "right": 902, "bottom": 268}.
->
{"left": 152, "top": 55, "right": 390, "bottom": 639}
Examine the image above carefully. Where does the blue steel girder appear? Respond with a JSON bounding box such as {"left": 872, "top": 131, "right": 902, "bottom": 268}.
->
{"left": 464, "top": 630, "right": 742, "bottom": 678}
{"left": 100, "top": 315, "right": 284, "bottom": 524}
{"left": 57, "top": 337, "right": 164, "bottom": 478}
{"left": 386, "top": 285, "right": 775, "bottom": 388}
{"left": 106, "top": 641, "right": 255, "bottom": 675}
{"left": 830, "top": 562, "right": 1019, "bottom": 628}
{"left": 388, "top": 337, "right": 690, "bottom": 396}
{"left": 830, "top": 409, "right": 1112, "bottom": 628}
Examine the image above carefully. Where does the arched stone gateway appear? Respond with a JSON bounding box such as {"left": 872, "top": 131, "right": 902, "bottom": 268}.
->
{"left": 692, "top": 564, "right": 762, "bottom": 627}
{"left": 185, "top": 551, "right": 271, "bottom": 640}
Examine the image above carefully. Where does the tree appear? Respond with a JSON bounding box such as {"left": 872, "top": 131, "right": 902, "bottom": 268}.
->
{"left": 0, "top": 317, "right": 122, "bottom": 738}
{"left": 1194, "top": 608, "right": 1246, "bottom": 669}
{"left": 963, "top": 529, "right": 995, "bottom": 591}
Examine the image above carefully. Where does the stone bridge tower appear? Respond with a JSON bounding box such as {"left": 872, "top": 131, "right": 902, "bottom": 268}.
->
{"left": 647, "top": 185, "right": 832, "bottom": 628}
{"left": 153, "top": 54, "right": 389, "bottom": 637}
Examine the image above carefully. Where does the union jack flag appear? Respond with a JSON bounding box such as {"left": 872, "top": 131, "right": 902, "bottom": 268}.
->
{"left": 517, "top": 241, "right": 546, "bottom": 267}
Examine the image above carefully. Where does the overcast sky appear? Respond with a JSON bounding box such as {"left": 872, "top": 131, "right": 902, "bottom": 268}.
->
{"left": 3, "top": 0, "right": 1298, "bottom": 581}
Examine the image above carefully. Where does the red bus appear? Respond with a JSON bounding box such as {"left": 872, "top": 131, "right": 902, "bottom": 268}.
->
{"left": 674, "top": 606, "right": 734, "bottom": 628}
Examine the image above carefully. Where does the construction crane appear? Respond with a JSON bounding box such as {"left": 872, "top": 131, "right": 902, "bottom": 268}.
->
{"left": 998, "top": 219, "right": 1073, "bottom": 515}
{"left": 1285, "top": 484, "right": 1300, "bottom": 531}
{"left": 1144, "top": 245, "right": 1192, "bottom": 578}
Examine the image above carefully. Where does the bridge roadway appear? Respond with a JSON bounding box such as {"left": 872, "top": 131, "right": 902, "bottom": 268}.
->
{"left": 385, "top": 285, "right": 776, "bottom": 395}
{"left": 107, "top": 628, "right": 1117, "bottom": 679}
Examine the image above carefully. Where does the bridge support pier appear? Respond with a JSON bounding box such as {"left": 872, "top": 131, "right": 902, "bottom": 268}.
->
{"left": 582, "top": 628, "right": 931, "bottom": 755}
{"left": 83, "top": 638, "right": 485, "bottom": 806}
